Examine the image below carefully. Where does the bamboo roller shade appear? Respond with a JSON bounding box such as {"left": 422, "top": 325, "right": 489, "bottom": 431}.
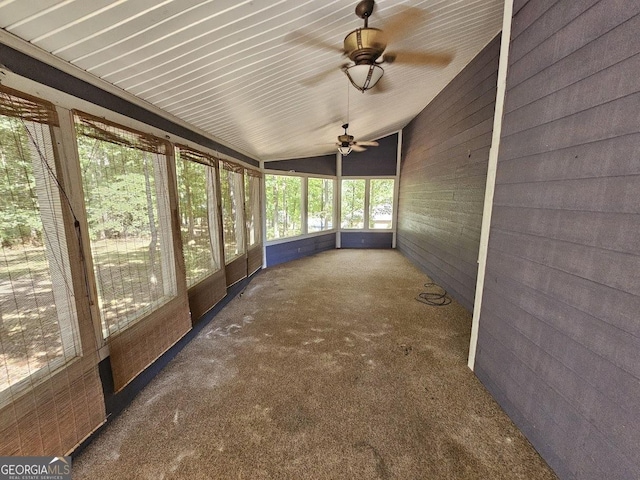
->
{"left": 0, "top": 86, "right": 105, "bottom": 455}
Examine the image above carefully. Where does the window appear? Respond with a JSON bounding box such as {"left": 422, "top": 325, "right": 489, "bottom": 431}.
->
{"left": 0, "top": 88, "right": 79, "bottom": 393}
{"left": 308, "top": 178, "right": 334, "bottom": 232}
{"left": 175, "top": 146, "right": 222, "bottom": 287}
{"left": 265, "top": 174, "right": 302, "bottom": 240}
{"left": 219, "top": 161, "right": 246, "bottom": 262}
{"left": 369, "top": 179, "right": 394, "bottom": 229}
{"left": 245, "top": 170, "right": 262, "bottom": 247}
{"left": 340, "top": 179, "right": 366, "bottom": 229}
{"left": 75, "top": 113, "right": 177, "bottom": 338}
{"left": 341, "top": 178, "right": 395, "bottom": 230}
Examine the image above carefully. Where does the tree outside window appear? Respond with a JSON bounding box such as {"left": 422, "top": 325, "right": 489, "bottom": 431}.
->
{"left": 340, "top": 179, "right": 366, "bottom": 229}
{"left": 175, "top": 151, "right": 221, "bottom": 287}
{"left": 245, "top": 172, "right": 262, "bottom": 247}
{"left": 369, "top": 179, "right": 394, "bottom": 229}
{"left": 219, "top": 165, "right": 246, "bottom": 263}
{"left": 0, "top": 111, "right": 79, "bottom": 392}
{"left": 76, "top": 118, "right": 176, "bottom": 338}
{"left": 265, "top": 175, "right": 302, "bottom": 240}
{"left": 308, "top": 178, "right": 333, "bottom": 232}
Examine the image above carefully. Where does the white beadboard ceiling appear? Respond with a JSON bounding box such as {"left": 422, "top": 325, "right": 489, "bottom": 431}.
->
{"left": 0, "top": 0, "right": 504, "bottom": 161}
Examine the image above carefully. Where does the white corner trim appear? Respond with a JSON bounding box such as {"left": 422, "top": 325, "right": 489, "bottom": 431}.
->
{"left": 468, "top": 0, "right": 514, "bottom": 371}
{"left": 392, "top": 129, "right": 402, "bottom": 248}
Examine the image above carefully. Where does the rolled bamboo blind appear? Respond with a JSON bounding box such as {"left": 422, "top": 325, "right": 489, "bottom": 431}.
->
{"left": 0, "top": 86, "right": 105, "bottom": 455}
{"left": 73, "top": 111, "right": 191, "bottom": 392}
{"left": 175, "top": 145, "right": 226, "bottom": 322}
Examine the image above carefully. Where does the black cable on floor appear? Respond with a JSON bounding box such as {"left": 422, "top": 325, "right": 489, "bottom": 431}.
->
{"left": 416, "top": 282, "right": 451, "bottom": 306}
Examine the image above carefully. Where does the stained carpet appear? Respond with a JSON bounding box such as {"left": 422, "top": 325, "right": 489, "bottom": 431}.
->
{"left": 74, "top": 249, "right": 557, "bottom": 479}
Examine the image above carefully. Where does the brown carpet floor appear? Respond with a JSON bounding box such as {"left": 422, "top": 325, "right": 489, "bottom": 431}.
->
{"left": 75, "top": 249, "right": 558, "bottom": 479}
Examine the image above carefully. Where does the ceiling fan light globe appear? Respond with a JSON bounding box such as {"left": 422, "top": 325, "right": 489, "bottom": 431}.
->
{"left": 345, "top": 63, "right": 384, "bottom": 92}
{"left": 338, "top": 145, "right": 352, "bottom": 155}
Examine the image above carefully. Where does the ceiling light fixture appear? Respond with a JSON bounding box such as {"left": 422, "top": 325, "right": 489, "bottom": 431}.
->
{"left": 338, "top": 145, "right": 352, "bottom": 155}
{"left": 344, "top": 63, "right": 384, "bottom": 92}
{"left": 342, "top": 1, "right": 386, "bottom": 92}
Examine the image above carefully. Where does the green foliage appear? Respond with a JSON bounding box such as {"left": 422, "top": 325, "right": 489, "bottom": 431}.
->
{"left": 265, "top": 174, "right": 302, "bottom": 240}
{"left": 0, "top": 117, "right": 42, "bottom": 247}
{"left": 341, "top": 179, "right": 366, "bottom": 229}
{"left": 77, "top": 135, "right": 159, "bottom": 240}
{"left": 308, "top": 178, "right": 333, "bottom": 232}
{"left": 176, "top": 158, "right": 208, "bottom": 240}
{"left": 245, "top": 174, "right": 261, "bottom": 246}
{"left": 87, "top": 173, "right": 151, "bottom": 239}
{"left": 220, "top": 168, "right": 245, "bottom": 259}
{"left": 176, "top": 157, "right": 217, "bottom": 286}
{"left": 369, "top": 179, "right": 394, "bottom": 229}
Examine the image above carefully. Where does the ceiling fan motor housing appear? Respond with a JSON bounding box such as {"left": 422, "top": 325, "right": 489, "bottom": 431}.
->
{"left": 338, "top": 133, "right": 355, "bottom": 144}
{"left": 344, "top": 28, "right": 387, "bottom": 64}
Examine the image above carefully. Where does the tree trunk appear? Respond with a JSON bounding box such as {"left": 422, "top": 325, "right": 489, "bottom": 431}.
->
{"left": 143, "top": 156, "right": 158, "bottom": 287}
{"left": 183, "top": 162, "right": 195, "bottom": 240}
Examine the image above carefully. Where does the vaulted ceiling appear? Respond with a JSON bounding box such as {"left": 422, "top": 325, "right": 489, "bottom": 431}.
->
{"left": 0, "top": 0, "right": 504, "bottom": 161}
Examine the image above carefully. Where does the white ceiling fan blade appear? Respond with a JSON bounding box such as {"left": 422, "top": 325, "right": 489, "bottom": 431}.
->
{"left": 351, "top": 144, "right": 367, "bottom": 152}
{"left": 355, "top": 140, "right": 379, "bottom": 147}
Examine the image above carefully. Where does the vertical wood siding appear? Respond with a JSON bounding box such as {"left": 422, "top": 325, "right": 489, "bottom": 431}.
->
{"left": 265, "top": 233, "right": 336, "bottom": 267}
{"left": 340, "top": 232, "right": 393, "bottom": 249}
{"left": 475, "top": 2, "right": 640, "bottom": 479}
{"left": 396, "top": 36, "right": 501, "bottom": 311}
{"left": 342, "top": 133, "right": 399, "bottom": 177}
{"left": 265, "top": 154, "right": 337, "bottom": 176}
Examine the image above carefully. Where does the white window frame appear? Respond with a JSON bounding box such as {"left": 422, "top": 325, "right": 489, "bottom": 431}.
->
{"left": 263, "top": 170, "right": 337, "bottom": 246}
{"left": 0, "top": 114, "right": 80, "bottom": 403}
{"left": 339, "top": 176, "right": 396, "bottom": 232}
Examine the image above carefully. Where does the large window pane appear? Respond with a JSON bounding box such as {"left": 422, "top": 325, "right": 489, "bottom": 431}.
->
{"left": 76, "top": 116, "right": 176, "bottom": 338}
{"left": 245, "top": 172, "right": 261, "bottom": 247}
{"left": 369, "top": 179, "right": 394, "bottom": 229}
{"left": 1, "top": 110, "right": 78, "bottom": 393}
{"left": 340, "top": 179, "right": 365, "bottom": 229}
{"left": 265, "top": 174, "right": 302, "bottom": 240}
{"left": 308, "top": 178, "right": 333, "bottom": 232}
{"left": 220, "top": 164, "right": 245, "bottom": 262}
{"left": 176, "top": 150, "right": 221, "bottom": 287}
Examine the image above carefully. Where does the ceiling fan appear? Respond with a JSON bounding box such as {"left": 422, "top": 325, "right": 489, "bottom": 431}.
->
{"left": 336, "top": 123, "right": 378, "bottom": 155}
{"left": 289, "top": 0, "right": 453, "bottom": 92}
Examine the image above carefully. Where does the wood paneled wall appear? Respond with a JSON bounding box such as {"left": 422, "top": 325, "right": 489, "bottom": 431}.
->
{"left": 397, "top": 35, "right": 501, "bottom": 311}
{"left": 265, "top": 154, "right": 337, "bottom": 176}
{"left": 265, "top": 233, "right": 336, "bottom": 267}
{"left": 342, "top": 133, "right": 398, "bottom": 176}
{"left": 475, "top": 2, "right": 640, "bottom": 479}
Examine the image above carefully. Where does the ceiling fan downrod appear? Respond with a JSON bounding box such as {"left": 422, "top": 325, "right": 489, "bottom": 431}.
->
{"left": 355, "top": 0, "right": 375, "bottom": 27}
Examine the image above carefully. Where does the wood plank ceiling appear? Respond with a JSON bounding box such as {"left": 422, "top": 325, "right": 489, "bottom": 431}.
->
{"left": 0, "top": 0, "right": 504, "bottom": 161}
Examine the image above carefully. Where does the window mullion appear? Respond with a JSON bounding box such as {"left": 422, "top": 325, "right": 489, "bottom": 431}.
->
{"left": 364, "top": 178, "right": 371, "bottom": 231}
{"left": 302, "top": 177, "right": 308, "bottom": 235}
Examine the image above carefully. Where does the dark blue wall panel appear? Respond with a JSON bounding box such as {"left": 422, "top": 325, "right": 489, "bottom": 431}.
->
{"left": 340, "top": 232, "right": 393, "bottom": 249}
{"left": 265, "top": 233, "right": 336, "bottom": 267}
{"left": 475, "top": 2, "right": 640, "bottom": 479}
{"left": 342, "top": 133, "right": 398, "bottom": 176}
{"left": 397, "top": 35, "right": 499, "bottom": 312}
{"left": 265, "top": 154, "right": 336, "bottom": 176}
